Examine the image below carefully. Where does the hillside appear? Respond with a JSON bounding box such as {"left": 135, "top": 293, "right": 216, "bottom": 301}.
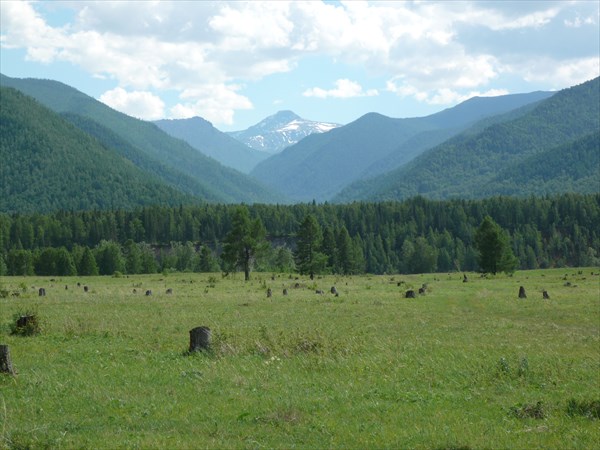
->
{"left": 154, "top": 117, "right": 269, "bottom": 173}
{"left": 334, "top": 77, "right": 599, "bottom": 202}
{"left": 0, "top": 74, "right": 284, "bottom": 204}
{"left": 227, "top": 110, "right": 340, "bottom": 154}
{"left": 0, "top": 87, "right": 195, "bottom": 213}
{"left": 482, "top": 131, "right": 600, "bottom": 196}
{"left": 251, "top": 92, "right": 553, "bottom": 202}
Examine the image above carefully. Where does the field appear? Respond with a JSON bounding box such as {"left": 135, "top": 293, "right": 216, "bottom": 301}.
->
{"left": 1, "top": 269, "right": 599, "bottom": 449}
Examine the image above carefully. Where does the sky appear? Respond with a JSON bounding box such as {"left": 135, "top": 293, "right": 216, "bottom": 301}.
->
{"left": 1, "top": 1, "right": 599, "bottom": 131}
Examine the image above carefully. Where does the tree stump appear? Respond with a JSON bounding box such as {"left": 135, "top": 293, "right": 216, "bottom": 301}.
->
{"left": 189, "top": 326, "right": 211, "bottom": 352}
{"left": 418, "top": 287, "right": 426, "bottom": 295}
{"left": 83, "top": 286, "right": 89, "bottom": 292}
{"left": 330, "top": 286, "right": 338, "bottom": 295}
{"left": 17, "top": 315, "right": 35, "bottom": 329}
{"left": 518, "top": 286, "right": 527, "bottom": 298}
{"left": 405, "top": 290, "right": 416, "bottom": 298}
{"left": 145, "top": 290, "right": 152, "bottom": 296}
{"left": 463, "top": 274, "right": 468, "bottom": 283}
{"left": 266, "top": 288, "right": 272, "bottom": 298}
{"left": 166, "top": 288, "right": 173, "bottom": 295}
{"left": 0, "top": 345, "right": 14, "bottom": 375}
{"left": 38, "top": 288, "right": 46, "bottom": 296}
{"left": 282, "top": 288, "right": 288, "bottom": 296}
{"left": 543, "top": 290, "right": 550, "bottom": 299}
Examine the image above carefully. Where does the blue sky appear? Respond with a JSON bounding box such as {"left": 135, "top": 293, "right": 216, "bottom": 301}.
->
{"left": 1, "top": 1, "right": 598, "bottom": 131}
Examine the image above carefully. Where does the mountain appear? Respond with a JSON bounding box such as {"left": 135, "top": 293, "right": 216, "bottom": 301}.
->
{"left": 0, "top": 87, "right": 194, "bottom": 213}
{"left": 481, "top": 131, "right": 600, "bottom": 196}
{"left": 227, "top": 110, "right": 340, "bottom": 154}
{"left": 0, "top": 74, "right": 285, "bottom": 204}
{"left": 250, "top": 91, "right": 554, "bottom": 202}
{"left": 334, "top": 77, "right": 600, "bottom": 202}
{"left": 154, "top": 116, "right": 269, "bottom": 173}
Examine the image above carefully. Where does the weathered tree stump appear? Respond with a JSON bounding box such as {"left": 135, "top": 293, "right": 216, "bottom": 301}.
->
{"left": 463, "top": 274, "right": 468, "bottom": 283}
{"left": 282, "top": 288, "right": 288, "bottom": 296}
{"left": 543, "top": 290, "right": 550, "bottom": 299}
{"left": 330, "top": 286, "right": 338, "bottom": 295}
{"left": 315, "top": 290, "right": 324, "bottom": 295}
{"left": 17, "top": 315, "right": 35, "bottom": 329}
{"left": 266, "top": 288, "right": 272, "bottom": 298}
{"left": 405, "top": 290, "right": 416, "bottom": 298}
{"left": 518, "top": 286, "right": 527, "bottom": 298}
{"left": 83, "top": 286, "right": 88, "bottom": 292}
{"left": 145, "top": 290, "right": 152, "bottom": 296}
{"left": 166, "top": 288, "right": 173, "bottom": 295}
{"left": 38, "top": 288, "right": 46, "bottom": 297}
{"left": 189, "top": 326, "right": 211, "bottom": 352}
{"left": 0, "top": 345, "right": 15, "bottom": 375}
{"left": 65, "top": 285, "right": 68, "bottom": 290}
{"left": 418, "top": 287, "right": 426, "bottom": 295}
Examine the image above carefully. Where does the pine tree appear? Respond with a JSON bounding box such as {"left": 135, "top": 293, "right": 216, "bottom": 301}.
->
{"left": 475, "top": 216, "right": 518, "bottom": 274}
{"left": 222, "top": 206, "right": 268, "bottom": 281}
{"left": 79, "top": 247, "right": 99, "bottom": 276}
{"left": 295, "top": 215, "right": 327, "bottom": 279}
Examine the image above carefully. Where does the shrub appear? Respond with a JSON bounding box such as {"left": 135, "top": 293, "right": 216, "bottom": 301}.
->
{"left": 510, "top": 401, "right": 545, "bottom": 419}
{"left": 567, "top": 399, "right": 600, "bottom": 419}
{"left": 10, "top": 310, "right": 41, "bottom": 336}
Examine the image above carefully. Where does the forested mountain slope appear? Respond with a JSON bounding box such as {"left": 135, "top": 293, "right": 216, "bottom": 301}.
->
{"left": 0, "top": 74, "right": 284, "bottom": 204}
{"left": 154, "top": 117, "right": 269, "bottom": 173}
{"left": 62, "top": 113, "right": 229, "bottom": 201}
{"left": 251, "top": 91, "right": 553, "bottom": 202}
{"left": 481, "top": 131, "right": 600, "bottom": 196}
{"left": 0, "top": 87, "right": 194, "bottom": 213}
{"left": 335, "top": 77, "right": 600, "bottom": 202}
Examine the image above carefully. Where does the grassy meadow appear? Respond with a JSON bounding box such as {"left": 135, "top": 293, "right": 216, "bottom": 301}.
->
{"left": 1, "top": 268, "right": 599, "bottom": 449}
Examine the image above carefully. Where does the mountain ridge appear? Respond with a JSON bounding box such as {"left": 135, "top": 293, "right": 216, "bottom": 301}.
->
{"left": 334, "top": 77, "right": 599, "bottom": 202}
{"left": 0, "top": 73, "right": 285, "bottom": 204}
{"left": 227, "top": 110, "right": 340, "bottom": 154}
{"left": 251, "top": 91, "right": 555, "bottom": 202}
{"left": 154, "top": 116, "right": 269, "bottom": 173}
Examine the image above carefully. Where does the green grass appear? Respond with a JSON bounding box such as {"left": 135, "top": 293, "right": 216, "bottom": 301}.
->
{"left": 1, "top": 269, "right": 599, "bottom": 449}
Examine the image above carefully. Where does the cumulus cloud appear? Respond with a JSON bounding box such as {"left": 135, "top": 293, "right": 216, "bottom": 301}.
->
{"left": 170, "top": 83, "right": 253, "bottom": 124}
{"left": 1, "top": 0, "right": 598, "bottom": 122}
{"left": 303, "top": 79, "right": 378, "bottom": 99}
{"left": 387, "top": 81, "right": 509, "bottom": 105}
{"left": 99, "top": 88, "right": 165, "bottom": 120}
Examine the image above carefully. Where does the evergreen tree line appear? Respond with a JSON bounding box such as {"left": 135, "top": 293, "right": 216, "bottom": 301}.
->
{"left": 0, "top": 194, "right": 598, "bottom": 277}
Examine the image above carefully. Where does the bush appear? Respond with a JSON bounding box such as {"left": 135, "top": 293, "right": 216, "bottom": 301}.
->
{"left": 567, "top": 399, "right": 600, "bottom": 419}
{"left": 510, "top": 401, "right": 545, "bottom": 419}
{"left": 10, "top": 310, "right": 41, "bottom": 336}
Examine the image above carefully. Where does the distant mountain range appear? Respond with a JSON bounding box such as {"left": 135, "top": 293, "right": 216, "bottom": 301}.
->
{"left": 0, "top": 73, "right": 285, "bottom": 208}
{"left": 153, "top": 116, "right": 269, "bottom": 173}
{"left": 251, "top": 91, "right": 556, "bottom": 202}
{"left": 227, "top": 110, "right": 341, "bottom": 154}
{"left": 1, "top": 72, "right": 597, "bottom": 213}
{"left": 334, "top": 77, "right": 599, "bottom": 202}
{"left": 0, "top": 87, "right": 195, "bottom": 213}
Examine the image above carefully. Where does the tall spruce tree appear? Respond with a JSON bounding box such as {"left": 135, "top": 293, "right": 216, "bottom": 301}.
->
{"left": 295, "top": 215, "right": 327, "bottom": 279}
{"left": 222, "top": 206, "right": 268, "bottom": 281}
{"left": 475, "top": 216, "right": 518, "bottom": 274}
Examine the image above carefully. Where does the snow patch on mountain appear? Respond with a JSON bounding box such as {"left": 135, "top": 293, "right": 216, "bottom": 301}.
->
{"left": 228, "top": 111, "right": 341, "bottom": 154}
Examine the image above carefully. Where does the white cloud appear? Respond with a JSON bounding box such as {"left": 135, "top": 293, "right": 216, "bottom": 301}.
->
{"left": 170, "top": 83, "right": 253, "bottom": 125}
{"left": 303, "top": 79, "right": 378, "bottom": 99}
{"left": 387, "top": 81, "right": 509, "bottom": 105}
{"left": 99, "top": 88, "right": 165, "bottom": 120}
{"left": 1, "top": 0, "right": 598, "bottom": 122}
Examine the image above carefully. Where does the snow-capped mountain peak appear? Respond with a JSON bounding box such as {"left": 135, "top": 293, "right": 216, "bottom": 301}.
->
{"left": 227, "top": 111, "right": 341, "bottom": 154}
